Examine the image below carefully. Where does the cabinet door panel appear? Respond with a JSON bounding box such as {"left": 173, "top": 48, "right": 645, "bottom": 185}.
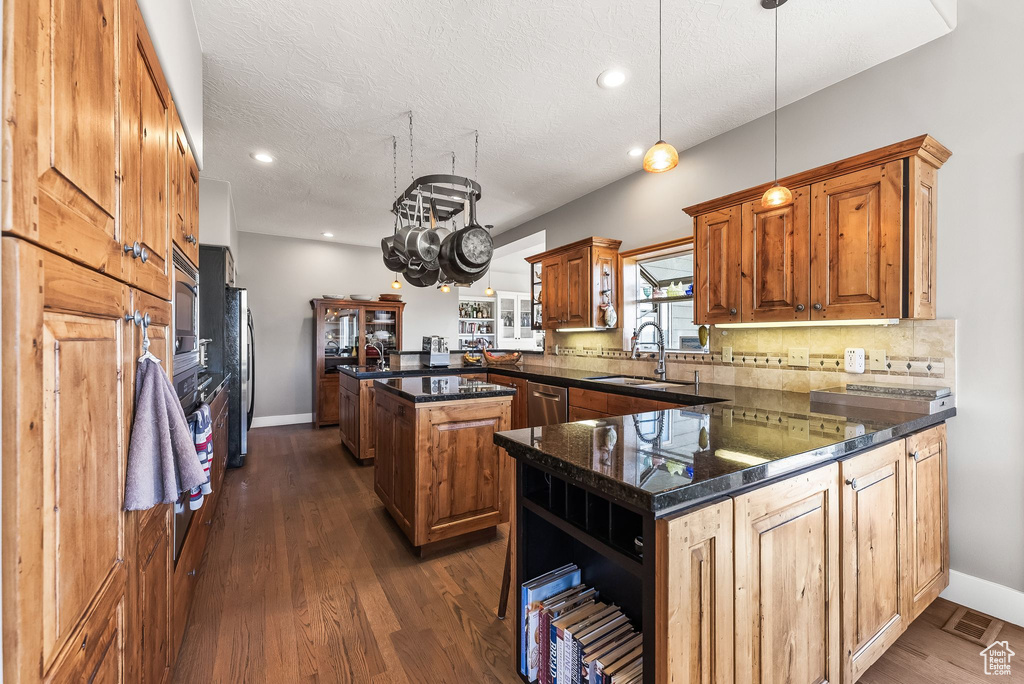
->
{"left": 656, "top": 500, "right": 734, "bottom": 684}
{"left": 840, "top": 441, "right": 908, "bottom": 682}
{"left": 3, "top": 238, "right": 130, "bottom": 681}
{"left": 361, "top": 381, "right": 378, "bottom": 460}
{"left": 810, "top": 163, "right": 902, "bottom": 320}
{"left": 905, "top": 424, "right": 948, "bottom": 620}
{"left": 906, "top": 157, "right": 937, "bottom": 319}
{"left": 373, "top": 394, "right": 394, "bottom": 504}
{"left": 695, "top": 207, "right": 742, "bottom": 324}
{"left": 23, "top": 0, "right": 125, "bottom": 279}
{"left": 741, "top": 188, "right": 810, "bottom": 322}
{"left": 541, "top": 255, "right": 565, "bottom": 329}
{"left": 138, "top": 510, "right": 172, "bottom": 684}
{"left": 734, "top": 463, "right": 840, "bottom": 684}
{"left": 565, "top": 246, "right": 590, "bottom": 327}
{"left": 339, "top": 388, "right": 358, "bottom": 455}
{"left": 121, "top": 1, "right": 172, "bottom": 300}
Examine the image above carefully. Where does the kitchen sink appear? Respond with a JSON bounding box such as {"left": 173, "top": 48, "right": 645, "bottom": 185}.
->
{"left": 586, "top": 375, "right": 694, "bottom": 390}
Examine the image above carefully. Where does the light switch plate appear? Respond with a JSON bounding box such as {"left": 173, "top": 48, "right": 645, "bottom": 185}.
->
{"left": 722, "top": 346, "right": 733, "bottom": 363}
{"left": 845, "top": 348, "right": 866, "bottom": 374}
{"left": 869, "top": 349, "right": 887, "bottom": 372}
{"left": 788, "top": 348, "right": 809, "bottom": 367}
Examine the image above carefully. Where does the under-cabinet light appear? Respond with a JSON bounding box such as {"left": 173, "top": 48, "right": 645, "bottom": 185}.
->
{"left": 715, "top": 319, "right": 899, "bottom": 330}
{"left": 556, "top": 327, "right": 601, "bottom": 332}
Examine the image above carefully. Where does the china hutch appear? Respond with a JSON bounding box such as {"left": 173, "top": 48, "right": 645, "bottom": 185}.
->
{"left": 310, "top": 298, "right": 406, "bottom": 427}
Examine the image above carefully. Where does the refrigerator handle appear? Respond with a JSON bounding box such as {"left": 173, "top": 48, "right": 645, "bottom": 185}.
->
{"left": 246, "top": 309, "right": 255, "bottom": 429}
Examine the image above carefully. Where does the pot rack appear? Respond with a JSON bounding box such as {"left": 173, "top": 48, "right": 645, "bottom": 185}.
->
{"left": 391, "top": 174, "right": 482, "bottom": 223}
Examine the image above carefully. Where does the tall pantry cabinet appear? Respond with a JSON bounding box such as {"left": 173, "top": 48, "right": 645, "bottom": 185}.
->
{"left": 2, "top": 0, "right": 195, "bottom": 681}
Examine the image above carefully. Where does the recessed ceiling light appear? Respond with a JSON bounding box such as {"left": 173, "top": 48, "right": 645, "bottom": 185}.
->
{"left": 251, "top": 151, "right": 274, "bottom": 163}
{"left": 321, "top": 232, "right": 334, "bottom": 238}
{"left": 627, "top": 147, "right": 644, "bottom": 157}
{"left": 597, "top": 69, "right": 627, "bottom": 89}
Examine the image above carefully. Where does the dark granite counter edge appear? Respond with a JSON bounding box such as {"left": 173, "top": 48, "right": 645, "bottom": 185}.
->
{"left": 340, "top": 364, "right": 717, "bottom": 407}
{"left": 373, "top": 378, "right": 517, "bottom": 404}
{"left": 496, "top": 407, "right": 955, "bottom": 517}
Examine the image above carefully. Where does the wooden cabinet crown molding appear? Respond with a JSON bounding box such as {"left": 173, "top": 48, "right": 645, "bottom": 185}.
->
{"left": 523, "top": 236, "right": 622, "bottom": 264}
{"left": 682, "top": 134, "right": 951, "bottom": 218}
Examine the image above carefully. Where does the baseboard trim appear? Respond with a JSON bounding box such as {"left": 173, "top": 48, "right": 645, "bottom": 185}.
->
{"left": 250, "top": 413, "right": 312, "bottom": 428}
{"left": 941, "top": 570, "right": 1024, "bottom": 627}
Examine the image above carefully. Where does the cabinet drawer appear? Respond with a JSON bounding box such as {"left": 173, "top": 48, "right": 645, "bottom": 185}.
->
{"left": 568, "top": 405, "right": 613, "bottom": 422}
{"left": 569, "top": 387, "right": 607, "bottom": 413}
{"left": 606, "top": 392, "right": 642, "bottom": 416}
{"left": 340, "top": 372, "right": 360, "bottom": 395}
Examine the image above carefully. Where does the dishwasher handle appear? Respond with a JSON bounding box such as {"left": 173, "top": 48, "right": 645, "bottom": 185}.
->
{"left": 531, "top": 390, "right": 563, "bottom": 401}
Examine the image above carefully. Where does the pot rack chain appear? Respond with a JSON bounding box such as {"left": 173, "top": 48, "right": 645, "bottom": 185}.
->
{"left": 408, "top": 111, "right": 415, "bottom": 181}
{"left": 392, "top": 136, "right": 399, "bottom": 235}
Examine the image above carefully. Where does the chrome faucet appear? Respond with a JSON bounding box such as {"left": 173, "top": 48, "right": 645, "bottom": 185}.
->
{"left": 631, "top": 322, "right": 667, "bottom": 381}
{"left": 368, "top": 339, "right": 386, "bottom": 370}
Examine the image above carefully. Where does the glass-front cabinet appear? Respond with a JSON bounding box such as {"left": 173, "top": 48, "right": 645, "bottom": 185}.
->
{"left": 496, "top": 290, "right": 543, "bottom": 350}
{"left": 310, "top": 297, "right": 406, "bottom": 427}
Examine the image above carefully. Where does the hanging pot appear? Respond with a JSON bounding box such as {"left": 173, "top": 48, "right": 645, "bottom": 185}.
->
{"left": 452, "top": 193, "right": 493, "bottom": 268}
{"left": 403, "top": 260, "right": 439, "bottom": 287}
{"left": 439, "top": 232, "right": 485, "bottom": 283}
{"left": 382, "top": 249, "right": 406, "bottom": 273}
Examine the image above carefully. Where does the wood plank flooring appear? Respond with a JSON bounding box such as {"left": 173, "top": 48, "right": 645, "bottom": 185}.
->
{"left": 173, "top": 423, "right": 1023, "bottom": 683}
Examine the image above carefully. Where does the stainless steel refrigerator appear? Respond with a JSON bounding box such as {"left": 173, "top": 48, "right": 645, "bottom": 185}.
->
{"left": 200, "top": 245, "right": 253, "bottom": 467}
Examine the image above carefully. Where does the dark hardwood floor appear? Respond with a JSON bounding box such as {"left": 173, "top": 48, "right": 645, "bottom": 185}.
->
{"left": 173, "top": 424, "right": 1022, "bottom": 683}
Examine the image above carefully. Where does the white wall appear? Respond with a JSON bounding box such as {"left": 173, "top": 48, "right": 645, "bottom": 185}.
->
{"left": 137, "top": 0, "right": 204, "bottom": 167}
{"left": 198, "top": 178, "right": 239, "bottom": 261}
{"left": 237, "top": 231, "right": 459, "bottom": 419}
{"left": 501, "top": 0, "right": 1024, "bottom": 598}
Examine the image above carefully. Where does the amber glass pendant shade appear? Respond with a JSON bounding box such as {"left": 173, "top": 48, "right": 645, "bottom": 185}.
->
{"left": 642, "top": 140, "right": 679, "bottom": 173}
{"left": 391, "top": 278, "right": 402, "bottom": 289}
{"left": 761, "top": 182, "right": 793, "bottom": 208}
{"left": 484, "top": 286, "right": 494, "bottom": 296}
{"left": 440, "top": 283, "right": 451, "bottom": 293}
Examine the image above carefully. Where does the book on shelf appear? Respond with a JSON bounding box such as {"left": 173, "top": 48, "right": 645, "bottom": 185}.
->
{"left": 573, "top": 610, "right": 629, "bottom": 684}
{"left": 566, "top": 605, "right": 621, "bottom": 684}
{"left": 610, "top": 657, "right": 643, "bottom": 684}
{"left": 591, "top": 633, "right": 642, "bottom": 684}
{"left": 520, "top": 565, "right": 581, "bottom": 680}
{"left": 581, "top": 623, "right": 635, "bottom": 684}
{"left": 602, "top": 645, "right": 642, "bottom": 684}
{"left": 550, "top": 600, "right": 602, "bottom": 684}
{"left": 557, "top": 601, "right": 609, "bottom": 684}
{"left": 539, "top": 587, "right": 598, "bottom": 684}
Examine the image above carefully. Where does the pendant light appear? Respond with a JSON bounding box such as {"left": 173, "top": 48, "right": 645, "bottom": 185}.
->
{"left": 761, "top": 0, "right": 792, "bottom": 208}
{"left": 642, "top": 0, "right": 678, "bottom": 173}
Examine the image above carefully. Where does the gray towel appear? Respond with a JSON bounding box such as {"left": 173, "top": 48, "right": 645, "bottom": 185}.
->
{"left": 124, "top": 358, "right": 207, "bottom": 510}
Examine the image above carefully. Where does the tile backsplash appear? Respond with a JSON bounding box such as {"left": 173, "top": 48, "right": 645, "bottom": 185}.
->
{"left": 543, "top": 319, "right": 956, "bottom": 394}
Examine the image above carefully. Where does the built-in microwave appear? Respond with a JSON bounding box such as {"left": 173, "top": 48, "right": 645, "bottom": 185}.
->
{"left": 172, "top": 247, "right": 200, "bottom": 373}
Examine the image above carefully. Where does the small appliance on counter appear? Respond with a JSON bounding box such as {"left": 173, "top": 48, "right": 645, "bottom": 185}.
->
{"left": 421, "top": 336, "right": 450, "bottom": 367}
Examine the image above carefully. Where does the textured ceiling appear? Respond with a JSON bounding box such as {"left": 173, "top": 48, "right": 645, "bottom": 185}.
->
{"left": 193, "top": 0, "right": 953, "bottom": 247}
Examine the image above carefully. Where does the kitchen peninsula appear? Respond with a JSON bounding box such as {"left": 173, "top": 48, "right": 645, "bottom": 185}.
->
{"left": 372, "top": 375, "right": 515, "bottom": 551}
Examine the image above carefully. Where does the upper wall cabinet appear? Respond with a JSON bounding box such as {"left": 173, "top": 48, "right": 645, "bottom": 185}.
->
{"left": 526, "top": 237, "right": 622, "bottom": 330}
{"left": 684, "top": 136, "right": 951, "bottom": 325}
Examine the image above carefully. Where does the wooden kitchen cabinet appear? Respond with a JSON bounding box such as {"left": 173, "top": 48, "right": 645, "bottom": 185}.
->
{"left": 686, "top": 136, "right": 951, "bottom": 324}
{"left": 339, "top": 381, "right": 360, "bottom": 455}
{"left": 734, "top": 463, "right": 840, "bottom": 684}
{"left": 135, "top": 508, "right": 173, "bottom": 684}
{"left": 839, "top": 440, "right": 909, "bottom": 683}
{"left": 656, "top": 499, "right": 734, "bottom": 684}
{"left": 487, "top": 373, "right": 529, "bottom": 429}
{"left": 527, "top": 237, "right": 622, "bottom": 330}
{"left": 905, "top": 424, "right": 949, "bottom": 621}
{"left": 810, "top": 162, "right": 903, "bottom": 321}
{"left": 695, "top": 206, "right": 743, "bottom": 324}
{"left": 120, "top": 0, "right": 173, "bottom": 301}
{"left": 2, "top": 238, "right": 132, "bottom": 683}
{"left": 169, "top": 105, "right": 199, "bottom": 266}
{"left": 568, "top": 386, "right": 678, "bottom": 420}
{"left": 375, "top": 390, "right": 512, "bottom": 548}
{"left": 741, "top": 187, "right": 811, "bottom": 322}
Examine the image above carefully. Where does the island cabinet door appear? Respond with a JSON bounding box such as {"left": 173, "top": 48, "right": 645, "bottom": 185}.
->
{"left": 373, "top": 390, "right": 416, "bottom": 537}
{"left": 655, "top": 499, "right": 734, "bottom": 684}
{"left": 734, "top": 463, "right": 840, "bottom": 684}
{"left": 361, "top": 380, "right": 378, "bottom": 460}
{"left": 417, "top": 401, "right": 512, "bottom": 545}
{"left": 905, "top": 424, "right": 949, "bottom": 621}
{"left": 839, "top": 441, "right": 908, "bottom": 683}
{"left": 338, "top": 386, "right": 359, "bottom": 456}
{"left": 741, "top": 188, "right": 811, "bottom": 323}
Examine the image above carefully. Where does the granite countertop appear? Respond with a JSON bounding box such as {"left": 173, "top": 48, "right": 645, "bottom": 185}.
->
{"left": 494, "top": 385, "right": 954, "bottom": 516}
{"left": 374, "top": 375, "right": 517, "bottom": 403}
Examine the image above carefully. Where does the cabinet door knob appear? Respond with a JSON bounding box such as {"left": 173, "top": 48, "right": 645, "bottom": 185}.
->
{"left": 911, "top": 450, "right": 920, "bottom": 462}
{"left": 123, "top": 241, "right": 141, "bottom": 259}
{"left": 795, "top": 304, "right": 805, "bottom": 312}
{"left": 845, "top": 477, "right": 858, "bottom": 489}
{"left": 729, "top": 308, "right": 737, "bottom": 316}
{"left": 813, "top": 303, "right": 822, "bottom": 311}
{"left": 140, "top": 247, "right": 149, "bottom": 263}
{"left": 188, "top": 569, "right": 197, "bottom": 577}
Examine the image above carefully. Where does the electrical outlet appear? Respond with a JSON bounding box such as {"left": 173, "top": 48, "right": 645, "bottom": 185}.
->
{"left": 789, "top": 418, "right": 809, "bottom": 440}
{"left": 845, "top": 423, "right": 866, "bottom": 439}
{"left": 845, "top": 348, "right": 866, "bottom": 374}
{"left": 869, "top": 349, "right": 887, "bottom": 372}
{"left": 722, "top": 346, "right": 733, "bottom": 363}
{"left": 788, "top": 347, "right": 809, "bottom": 367}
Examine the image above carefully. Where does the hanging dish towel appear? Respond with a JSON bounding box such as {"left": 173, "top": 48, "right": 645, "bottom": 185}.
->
{"left": 124, "top": 358, "right": 208, "bottom": 510}
{"left": 188, "top": 404, "right": 214, "bottom": 510}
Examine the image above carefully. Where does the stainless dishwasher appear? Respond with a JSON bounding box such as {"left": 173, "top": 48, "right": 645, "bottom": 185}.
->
{"left": 527, "top": 381, "right": 568, "bottom": 427}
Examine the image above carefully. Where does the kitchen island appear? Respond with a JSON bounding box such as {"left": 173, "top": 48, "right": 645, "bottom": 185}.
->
{"left": 495, "top": 387, "right": 953, "bottom": 684}
{"left": 373, "top": 375, "right": 516, "bottom": 552}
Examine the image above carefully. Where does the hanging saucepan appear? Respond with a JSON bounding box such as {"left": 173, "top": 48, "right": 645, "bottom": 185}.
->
{"left": 439, "top": 232, "right": 485, "bottom": 283}
{"left": 395, "top": 195, "right": 441, "bottom": 263}
{"left": 403, "top": 259, "right": 439, "bottom": 287}
{"left": 452, "top": 192, "right": 493, "bottom": 268}
{"left": 382, "top": 249, "right": 406, "bottom": 273}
